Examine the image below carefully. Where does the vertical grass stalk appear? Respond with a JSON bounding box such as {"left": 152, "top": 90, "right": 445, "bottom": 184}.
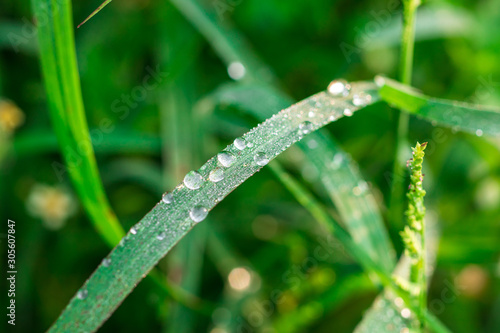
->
{"left": 389, "top": 0, "right": 421, "bottom": 230}
{"left": 32, "top": 0, "right": 124, "bottom": 246}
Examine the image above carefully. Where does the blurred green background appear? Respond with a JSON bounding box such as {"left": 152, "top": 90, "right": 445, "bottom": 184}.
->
{"left": 1, "top": 0, "right": 499, "bottom": 332}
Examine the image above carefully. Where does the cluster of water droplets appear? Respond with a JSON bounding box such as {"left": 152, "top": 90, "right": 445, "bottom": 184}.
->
{"left": 75, "top": 78, "right": 378, "bottom": 303}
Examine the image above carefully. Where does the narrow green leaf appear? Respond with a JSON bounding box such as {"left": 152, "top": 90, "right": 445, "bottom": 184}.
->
{"left": 32, "top": 0, "right": 123, "bottom": 246}
{"left": 48, "top": 81, "right": 379, "bottom": 332}
{"left": 77, "top": 0, "right": 113, "bottom": 28}
{"left": 377, "top": 76, "right": 500, "bottom": 136}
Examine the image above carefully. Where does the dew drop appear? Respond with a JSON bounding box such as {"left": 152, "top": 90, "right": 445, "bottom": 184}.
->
{"left": 77, "top": 289, "right": 88, "bottom": 300}
{"left": 299, "top": 121, "right": 314, "bottom": 134}
{"left": 476, "top": 129, "right": 483, "bottom": 137}
{"left": 308, "top": 110, "right": 315, "bottom": 118}
{"left": 102, "top": 258, "right": 111, "bottom": 267}
{"left": 162, "top": 192, "right": 173, "bottom": 204}
{"left": 156, "top": 231, "right": 166, "bottom": 240}
{"left": 209, "top": 168, "right": 224, "bottom": 182}
{"left": 129, "top": 227, "right": 137, "bottom": 235}
{"left": 254, "top": 152, "right": 269, "bottom": 166}
{"left": 184, "top": 171, "right": 204, "bottom": 190}
{"left": 234, "top": 137, "right": 247, "bottom": 150}
{"left": 218, "top": 152, "right": 235, "bottom": 167}
{"left": 227, "top": 61, "right": 246, "bottom": 81}
{"left": 190, "top": 206, "right": 208, "bottom": 223}
{"left": 343, "top": 108, "right": 353, "bottom": 117}
{"left": 327, "top": 79, "right": 351, "bottom": 97}
{"left": 352, "top": 92, "right": 372, "bottom": 106}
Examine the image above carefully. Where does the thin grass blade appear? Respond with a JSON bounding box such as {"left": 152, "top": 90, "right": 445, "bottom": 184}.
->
{"left": 32, "top": 0, "right": 123, "bottom": 246}
{"left": 377, "top": 76, "right": 500, "bottom": 136}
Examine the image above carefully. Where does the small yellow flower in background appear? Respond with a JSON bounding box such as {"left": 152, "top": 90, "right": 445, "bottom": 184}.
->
{"left": 0, "top": 99, "right": 25, "bottom": 134}
{"left": 26, "top": 184, "right": 77, "bottom": 230}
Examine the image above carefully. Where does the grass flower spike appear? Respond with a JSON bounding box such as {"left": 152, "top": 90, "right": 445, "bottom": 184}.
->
{"left": 401, "top": 141, "right": 428, "bottom": 329}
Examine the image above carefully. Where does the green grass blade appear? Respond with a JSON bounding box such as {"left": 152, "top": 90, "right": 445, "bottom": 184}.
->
{"left": 13, "top": 130, "right": 161, "bottom": 156}
{"left": 32, "top": 0, "right": 123, "bottom": 246}
{"left": 206, "top": 83, "right": 396, "bottom": 273}
{"left": 31, "top": 0, "right": 210, "bottom": 313}
{"left": 377, "top": 76, "right": 500, "bottom": 136}
{"left": 170, "top": 0, "right": 277, "bottom": 84}
{"left": 47, "top": 81, "right": 378, "bottom": 332}
{"left": 77, "top": 0, "right": 113, "bottom": 28}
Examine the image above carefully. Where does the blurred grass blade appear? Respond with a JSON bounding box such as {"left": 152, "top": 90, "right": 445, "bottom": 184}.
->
{"left": 273, "top": 274, "right": 374, "bottom": 333}
{"left": 206, "top": 83, "right": 396, "bottom": 273}
{"left": 13, "top": 130, "right": 161, "bottom": 156}
{"left": 170, "top": 0, "right": 277, "bottom": 84}
{"left": 377, "top": 76, "right": 500, "bottom": 136}
{"left": 48, "top": 81, "right": 378, "bottom": 332}
{"left": 77, "top": 0, "right": 112, "bottom": 28}
{"left": 32, "top": 0, "right": 123, "bottom": 246}
{"left": 31, "top": 0, "right": 209, "bottom": 312}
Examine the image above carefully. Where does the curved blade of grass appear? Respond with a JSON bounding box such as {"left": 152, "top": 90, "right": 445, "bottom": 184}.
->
{"left": 32, "top": 0, "right": 123, "bottom": 246}
{"left": 48, "top": 81, "right": 379, "bottom": 332}
{"left": 170, "top": 0, "right": 396, "bottom": 270}
{"left": 377, "top": 76, "right": 500, "bottom": 136}
{"left": 206, "top": 83, "right": 396, "bottom": 273}
{"left": 170, "top": 0, "right": 394, "bottom": 272}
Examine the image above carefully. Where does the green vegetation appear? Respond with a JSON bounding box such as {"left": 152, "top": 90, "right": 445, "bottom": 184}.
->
{"left": 1, "top": 0, "right": 499, "bottom": 332}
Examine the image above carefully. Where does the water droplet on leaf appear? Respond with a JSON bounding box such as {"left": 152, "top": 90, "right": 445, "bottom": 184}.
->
{"left": 299, "top": 121, "right": 314, "bottom": 134}
{"left": 327, "top": 79, "right": 351, "bottom": 97}
{"left": 190, "top": 206, "right": 208, "bottom": 223}
{"left": 254, "top": 152, "right": 269, "bottom": 166}
{"left": 209, "top": 168, "right": 224, "bottom": 182}
{"left": 234, "top": 137, "right": 247, "bottom": 150}
{"left": 184, "top": 171, "right": 204, "bottom": 190}
{"left": 218, "top": 152, "right": 235, "bottom": 167}
{"left": 77, "top": 289, "right": 88, "bottom": 300}
{"left": 352, "top": 92, "right": 372, "bottom": 106}
{"left": 343, "top": 108, "right": 353, "bottom": 117}
{"left": 102, "top": 258, "right": 111, "bottom": 267}
{"left": 162, "top": 192, "right": 173, "bottom": 204}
